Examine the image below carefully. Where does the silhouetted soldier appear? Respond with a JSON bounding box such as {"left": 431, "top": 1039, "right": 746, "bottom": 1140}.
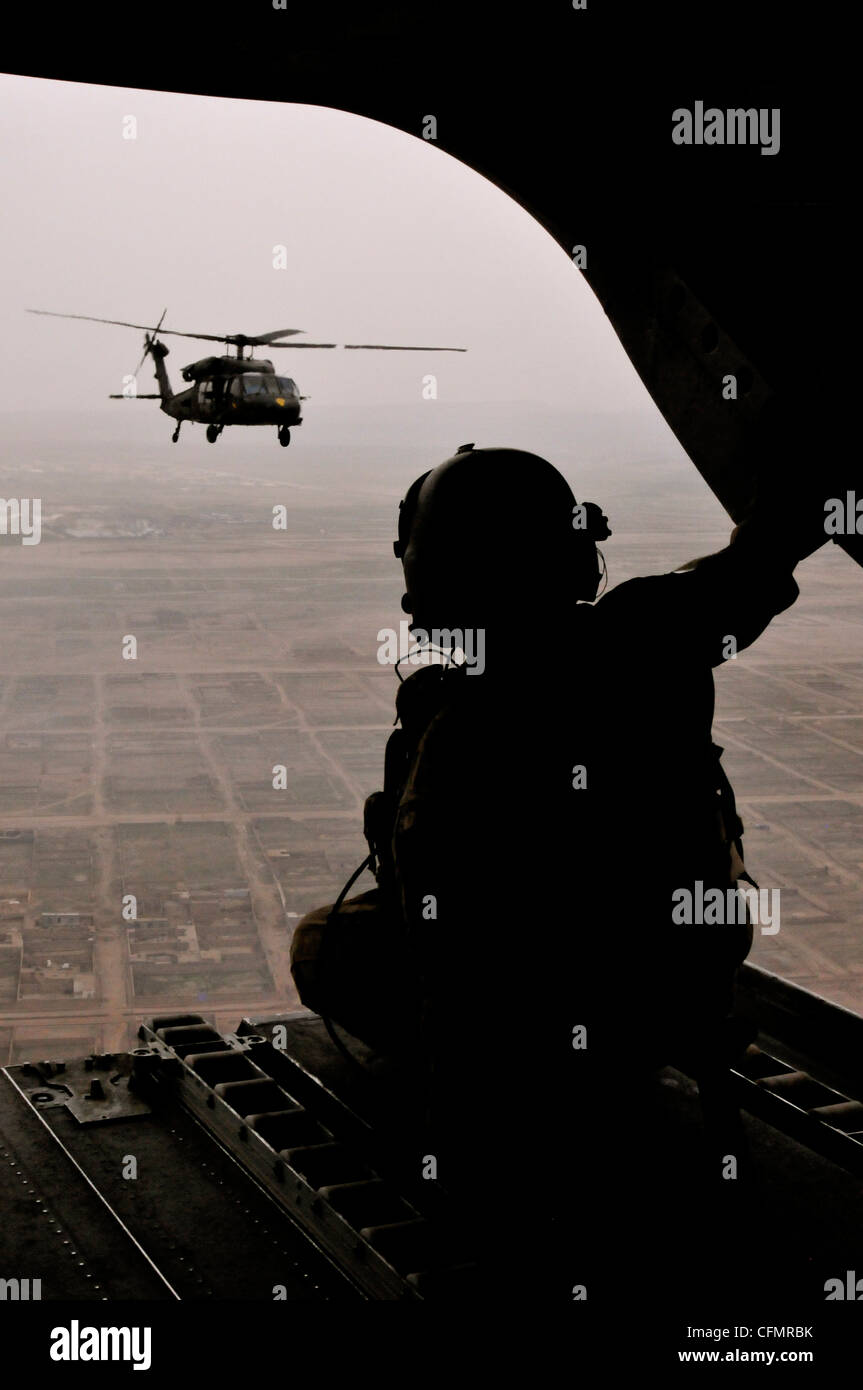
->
{"left": 290, "top": 442, "right": 834, "bottom": 1298}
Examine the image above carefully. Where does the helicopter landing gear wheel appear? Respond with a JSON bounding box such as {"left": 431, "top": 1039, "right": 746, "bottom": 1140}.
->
{"left": 278, "top": 426, "right": 291, "bottom": 448}
{"left": 171, "top": 424, "right": 181, "bottom": 443}
{"left": 206, "top": 424, "right": 222, "bottom": 444}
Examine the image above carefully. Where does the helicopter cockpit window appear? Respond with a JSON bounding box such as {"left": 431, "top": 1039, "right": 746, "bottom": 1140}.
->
{"left": 276, "top": 377, "right": 298, "bottom": 396}
{"left": 239, "top": 373, "right": 270, "bottom": 396}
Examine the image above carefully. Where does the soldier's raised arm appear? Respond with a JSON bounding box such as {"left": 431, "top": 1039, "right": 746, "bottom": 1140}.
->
{"left": 596, "top": 460, "right": 851, "bottom": 666}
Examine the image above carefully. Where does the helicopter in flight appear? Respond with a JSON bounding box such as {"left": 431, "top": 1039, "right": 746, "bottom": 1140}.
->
{"left": 27, "top": 309, "right": 466, "bottom": 446}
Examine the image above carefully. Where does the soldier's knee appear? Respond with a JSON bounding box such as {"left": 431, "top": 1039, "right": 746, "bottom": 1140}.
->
{"left": 289, "top": 903, "right": 334, "bottom": 1009}
{"left": 289, "top": 903, "right": 332, "bottom": 963}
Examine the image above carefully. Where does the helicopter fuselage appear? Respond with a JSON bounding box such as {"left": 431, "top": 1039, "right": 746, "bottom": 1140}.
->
{"left": 161, "top": 353, "right": 303, "bottom": 428}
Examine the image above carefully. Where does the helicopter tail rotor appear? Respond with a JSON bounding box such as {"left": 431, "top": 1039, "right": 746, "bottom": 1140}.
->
{"left": 134, "top": 336, "right": 151, "bottom": 375}
{"left": 133, "top": 308, "right": 168, "bottom": 376}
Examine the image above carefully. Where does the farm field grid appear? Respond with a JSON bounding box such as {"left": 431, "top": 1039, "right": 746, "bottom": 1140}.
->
{"left": 1, "top": 417, "right": 862, "bottom": 1063}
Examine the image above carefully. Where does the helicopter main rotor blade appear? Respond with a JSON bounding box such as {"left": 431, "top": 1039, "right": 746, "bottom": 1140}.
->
{"left": 342, "top": 344, "right": 467, "bottom": 351}
{"left": 265, "top": 342, "right": 466, "bottom": 351}
{"left": 28, "top": 311, "right": 314, "bottom": 347}
{"left": 28, "top": 310, "right": 229, "bottom": 343}
{"left": 236, "top": 329, "right": 305, "bottom": 345}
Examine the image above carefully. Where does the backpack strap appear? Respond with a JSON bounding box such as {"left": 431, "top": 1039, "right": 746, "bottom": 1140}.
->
{"left": 363, "top": 664, "right": 466, "bottom": 889}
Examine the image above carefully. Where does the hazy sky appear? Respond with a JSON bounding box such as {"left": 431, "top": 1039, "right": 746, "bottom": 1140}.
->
{"left": 0, "top": 75, "right": 662, "bottom": 415}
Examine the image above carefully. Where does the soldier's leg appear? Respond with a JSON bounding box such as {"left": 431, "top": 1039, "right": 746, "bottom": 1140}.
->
{"left": 290, "top": 889, "right": 420, "bottom": 1056}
